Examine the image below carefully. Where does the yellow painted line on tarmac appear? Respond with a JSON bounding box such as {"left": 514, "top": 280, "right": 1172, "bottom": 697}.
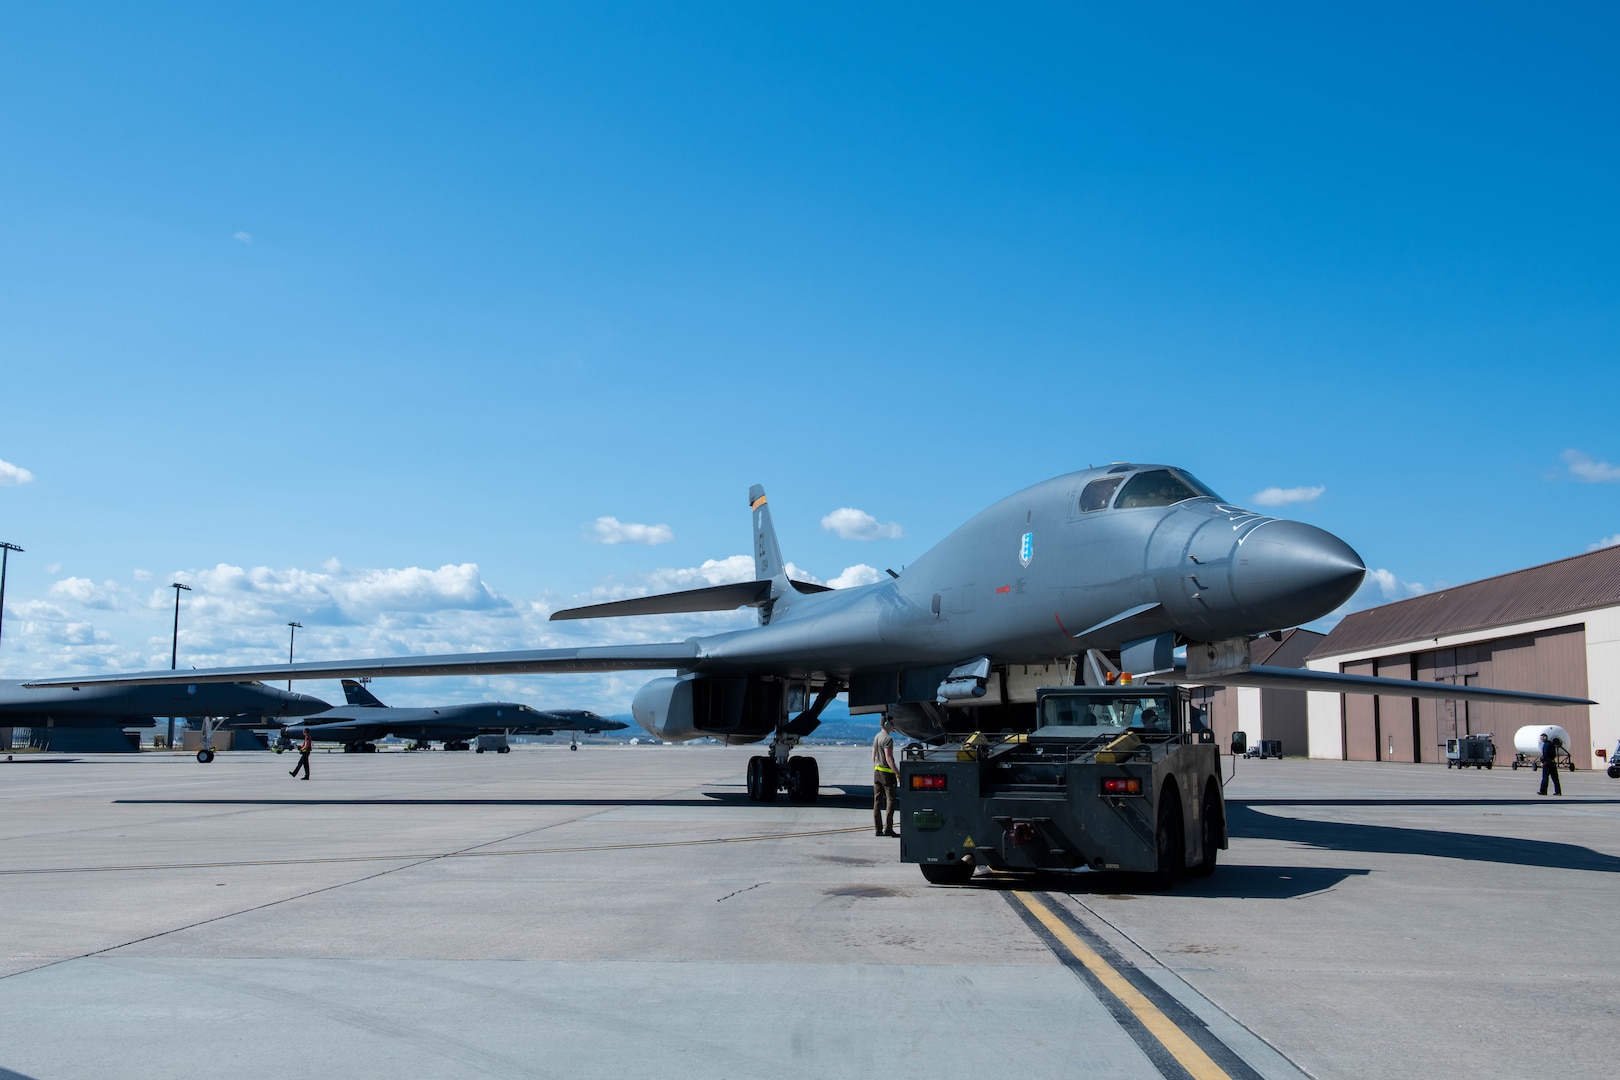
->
{"left": 1012, "top": 891, "right": 1232, "bottom": 1080}
{"left": 0, "top": 825, "right": 872, "bottom": 876}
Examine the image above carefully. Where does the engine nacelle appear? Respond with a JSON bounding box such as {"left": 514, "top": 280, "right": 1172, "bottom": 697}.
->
{"left": 632, "top": 677, "right": 700, "bottom": 742}
{"left": 631, "top": 674, "right": 782, "bottom": 745}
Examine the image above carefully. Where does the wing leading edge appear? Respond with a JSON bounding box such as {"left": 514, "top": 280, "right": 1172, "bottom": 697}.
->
{"left": 22, "top": 642, "right": 702, "bottom": 690}
{"left": 1148, "top": 661, "right": 1594, "bottom": 707}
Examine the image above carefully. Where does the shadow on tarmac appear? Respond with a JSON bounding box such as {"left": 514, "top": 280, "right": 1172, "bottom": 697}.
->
{"left": 115, "top": 787, "right": 877, "bottom": 811}
{"left": 1227, "top": 800, "right": 1620, "bottom": 874}
{"left": 961, "top": 863, "right": 1371, "bottom": 900}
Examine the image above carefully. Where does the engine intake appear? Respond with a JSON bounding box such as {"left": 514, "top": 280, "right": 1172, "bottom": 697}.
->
{"left": 631, "top": 675, "right": 783, "bottom": 744}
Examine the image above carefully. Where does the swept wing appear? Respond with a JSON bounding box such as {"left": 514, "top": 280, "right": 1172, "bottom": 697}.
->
{"left": 1148, "top": 661, "right": 1593, "bottom": 706}
{"left": 23, "top": 643, "right": 701, "bottom": 690}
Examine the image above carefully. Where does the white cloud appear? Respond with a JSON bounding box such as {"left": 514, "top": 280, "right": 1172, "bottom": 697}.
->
{"left": 0, "top": 458, "right": 35, "bottom": 486}
{"left": 1251, "top": 485, "right": 1325, "bottom": 507}
{"left": 133, "top": 568, "right": 152, "bottom": 582}
{"left": 1563, "top": 449, "right": 1620, "bottom": 483}
{"left": 164, "top": 561, "right": 509, "bottom": 626}
{"left": 48, "top": 577, "right": 127, "bottom": 610}
{"left": 820, "top": 507, "right": 903, "bottom": 541}
{"left": 586, "top": 516, "right": 675, "bottom": 545}
{"left": 1590, "top": 534, "right": 1620, "bottom": 552}
{"left": 45, "top": 563, "right": 62, "bottom": 575}
{"left": 641, "top": 555, "right": 754, "bottom": 592}
{"left": 1365, "top": 567, "right": 1427, "bottom": 601}
{"left": 828, "top": 564, "right": 883, "bottom": 589}
{"left": 233, "top": 231, "right": 252, "bottom": 244}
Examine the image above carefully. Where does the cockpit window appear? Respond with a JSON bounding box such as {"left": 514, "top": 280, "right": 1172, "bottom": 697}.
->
{"left": 1078, "top": 477, "right": 1123, "bottom": 512}
{"left": 1114, "top": 468, "right": 1221, "bottom": 509}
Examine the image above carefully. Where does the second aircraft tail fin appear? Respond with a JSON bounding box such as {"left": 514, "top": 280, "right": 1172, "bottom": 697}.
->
{"left": 341, "top": 679, "right": 387, "bottom": 708}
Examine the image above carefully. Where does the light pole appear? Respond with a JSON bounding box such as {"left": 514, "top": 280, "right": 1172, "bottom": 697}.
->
{"left": 286, "top": 622, "right": 302, "bottom": 691}
{"left": 166, "top": 582, "right": 191, "bottom": 748}
{"left": 0, "top": 541, "right": 21, "bottom": 654}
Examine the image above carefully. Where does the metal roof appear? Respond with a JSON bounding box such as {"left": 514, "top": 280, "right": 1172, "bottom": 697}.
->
{"left": 1308, "top": 544, "right": 1620, "bottom": 659}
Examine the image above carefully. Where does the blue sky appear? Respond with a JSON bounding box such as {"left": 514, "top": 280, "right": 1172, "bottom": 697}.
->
{"left": 1, "top": 2, "right": 1616, "bottom": 711}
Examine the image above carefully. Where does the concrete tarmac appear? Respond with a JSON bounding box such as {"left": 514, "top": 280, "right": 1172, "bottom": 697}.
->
{"left": 1, "top": 746, "right": 1615, "bottom": 1079}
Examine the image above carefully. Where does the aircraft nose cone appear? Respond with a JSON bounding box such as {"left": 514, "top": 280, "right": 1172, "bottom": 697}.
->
{"left": 1232, "top": 520, "right": 1365, "bottom": 630}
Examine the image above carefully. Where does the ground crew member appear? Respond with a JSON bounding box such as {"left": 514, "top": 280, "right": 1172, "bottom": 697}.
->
{"left": 873, "top": 716, "right": 898, "bottom": 837}
{"left": 289, "top": 729, "right": 313, "bottom": 780}
{"left": 1537, "top": 732, "right": 1562, "bottom": 796}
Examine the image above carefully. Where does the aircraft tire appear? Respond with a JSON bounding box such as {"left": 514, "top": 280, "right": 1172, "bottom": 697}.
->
{"left": 745, "top": 756, "right": 761, "bottom": 800}
{"left": 920, "top": 860, "right": 974, "bottom": 886}
{"left": 196, "top": 750, "right": 212, "bottom": 764}
{"left": 1146, "top": 790, "right": 1184, "bottom": 890}
{"left": 787, "top": 756, "right": 820, "bottom": 803}
{"left": 569, "top": 744, "right": 578, "bottom": 751}
{"left": 757, "top": 757, "right": 779, "bottom": 803}
{"left": 1189, "top": 786, "right": 1220, "bottom": 878}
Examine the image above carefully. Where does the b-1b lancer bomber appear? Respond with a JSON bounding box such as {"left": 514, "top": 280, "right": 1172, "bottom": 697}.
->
{"left": 286, "top": 679, "right": 627, "bottom": 753}
{"left": 28, "top": 463, "right": 1591, "bottom": 797}
{"left": 0, "top": 678, "right": 330, "bottom": 753}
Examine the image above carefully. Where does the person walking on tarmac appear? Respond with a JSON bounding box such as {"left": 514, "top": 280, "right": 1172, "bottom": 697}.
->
{"left": 873, "top": 716, "right": 899, "bottom": 837}
{"left": 289, "top": 729, "right": 313, "bottom": 780}
{"left": 1537, "top": 732, "right": 1562, "bottom": 796}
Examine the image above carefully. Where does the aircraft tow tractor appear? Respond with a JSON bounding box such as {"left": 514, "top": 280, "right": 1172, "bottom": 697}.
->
{"left": 898, "top": 683, "right": 1224, "bottom": 887}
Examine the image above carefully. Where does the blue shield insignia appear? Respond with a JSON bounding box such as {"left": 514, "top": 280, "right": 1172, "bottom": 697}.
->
{"left": 1020, "top": 531, "right": 1033, "bottom": 567}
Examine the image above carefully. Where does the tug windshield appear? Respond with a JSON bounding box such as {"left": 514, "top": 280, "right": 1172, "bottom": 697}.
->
{"left": 1037, "top": 693, "right": 1177, "bottom": 737}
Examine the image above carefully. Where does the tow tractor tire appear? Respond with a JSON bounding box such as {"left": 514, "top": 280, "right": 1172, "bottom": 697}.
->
{"left": 1147, "top": 791, "right": 1185, "bottom": 890}
{"left": 1190, "top": 786, "right": 1220, "bottom": 878}
{"left": 499, "top": 746, "right": 510, "bottom": 754}
{"left": 786, "top": 756, "right": 820, "bottom": 803}
{"left": 1607, "top": 764, "right": 1620, "bottom": 779}
{"left": 920, "top": 859, "right": 975, "bottom": 885}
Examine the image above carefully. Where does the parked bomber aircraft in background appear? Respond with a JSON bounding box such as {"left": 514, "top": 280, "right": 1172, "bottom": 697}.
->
{"left": 284, "top": 679, "right": 627, "bottom": 753}
{"left": 27, "top": 464, "right": 1592, "bottom": 794}
{"left": 0, "top": 679, "right": 330, "bottom": 753}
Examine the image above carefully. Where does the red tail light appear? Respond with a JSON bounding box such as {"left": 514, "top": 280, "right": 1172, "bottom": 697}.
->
{"left": 1101, "top": 777, "right": 1142, "bottom": 796}
{"left": 910, "top": 773, "right": 947, "bottom": 791}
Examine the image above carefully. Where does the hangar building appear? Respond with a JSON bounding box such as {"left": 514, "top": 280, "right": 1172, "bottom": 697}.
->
{"left": 1305, "top": 545, "right": 1620, "bottom": 770}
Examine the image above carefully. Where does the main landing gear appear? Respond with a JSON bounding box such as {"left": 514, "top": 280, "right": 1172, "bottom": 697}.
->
{"left": 742, "top": 679, "right": 841, "bottom": 803}
{"left": 342, "top": 741, "right": 380, "bottom": 753}
{"left": 746, "top": 739, "right": 821, "bottom": 803}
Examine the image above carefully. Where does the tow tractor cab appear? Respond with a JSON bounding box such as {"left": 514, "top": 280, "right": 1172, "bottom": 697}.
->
{"left": 897, "top": 685, "right": 1226, "bottom": 886}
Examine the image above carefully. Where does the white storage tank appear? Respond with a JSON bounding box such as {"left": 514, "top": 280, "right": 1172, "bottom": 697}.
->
{"left": 1513, "top": 725, "right": 1572, "bottom": 759}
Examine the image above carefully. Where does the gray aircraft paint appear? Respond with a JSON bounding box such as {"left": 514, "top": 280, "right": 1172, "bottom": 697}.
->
{"left": 23, "top": 464, "right": 1591, "bottom": 745}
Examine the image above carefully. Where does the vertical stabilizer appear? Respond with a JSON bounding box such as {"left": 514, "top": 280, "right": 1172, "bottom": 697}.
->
{"left": 749, "top": 484, "right": 785, "bottom": 582}
{"left": 341, "top": 679, "right": 387, "bottom": 708}
{"left": 749, "top": 484, "right": 792, "bottom": 626}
